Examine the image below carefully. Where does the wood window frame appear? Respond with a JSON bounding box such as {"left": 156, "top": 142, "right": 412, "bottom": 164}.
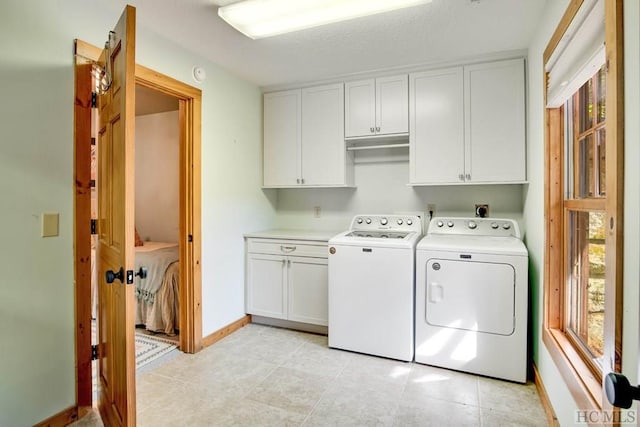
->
{"left": 543, "top": 0, "right": 624, "bottom": 414}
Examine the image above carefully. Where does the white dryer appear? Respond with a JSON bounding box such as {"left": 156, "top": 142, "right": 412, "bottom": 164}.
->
{"left": 415, "top": 217, "right": 528, "bottom": 383}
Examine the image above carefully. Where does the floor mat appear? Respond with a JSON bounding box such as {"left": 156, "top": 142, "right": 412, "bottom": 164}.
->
{"left": 91, "top": 321, "right": 178, "bottom": 369}
{"left": 135, "top": 333, "right": 178, "bottom": 369}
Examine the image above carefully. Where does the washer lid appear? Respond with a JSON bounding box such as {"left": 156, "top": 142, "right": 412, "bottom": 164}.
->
{"left": 417, "top": 234, "right": 528, "bottom": 256}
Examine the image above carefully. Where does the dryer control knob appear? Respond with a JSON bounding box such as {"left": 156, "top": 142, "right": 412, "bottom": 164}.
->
{"left": 397, "top": 219, "right": 404, "bottom": 225}
{"left": 356, "top": 218, "right": 363, "bottom": 224}
{"left": 380, "top": 217, "right": 388, "bottom": 225}
{"left": 491, "top": 222, "right": 499, "bottom": 229}
{"left": 468, "top": 221, "right": 477, "bottom": 229}
{"left": 436, "top": 221, "right": 444, "bottom": 227}
{"left": 406, "top": 219, "right": 413, "bottom": 225}
{"left": 365, "top": 218, "right": 372, "bottom": 224}
{"left": 447, "top": 221, "right": 454, "bottom": 228}
{"left": 502, "top": 223, "right": 511, "bottom": 230}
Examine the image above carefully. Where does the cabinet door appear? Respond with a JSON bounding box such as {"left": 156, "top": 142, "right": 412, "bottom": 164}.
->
{"left": 246, "top": 253, "right": 287, "bottom": 319}
{"left": 465, "top": 59, "right": 526, "bottom": 182}
{"left": 376, "top": 75, "right": 409, "bottom": 135}
{"left": 302, "top": 84, "right": 346, "bottom": 186}
{"left": 410, "top": 68, "right": 464, "bottom": 184}
{"left": 263, "top": 90, "right": 301, "bottom": 187}
{"left": 287, "top": 256, "right": 328, "bottom": 326}
{"left": 345, "top": 79, "right": 375, "bottom": 137}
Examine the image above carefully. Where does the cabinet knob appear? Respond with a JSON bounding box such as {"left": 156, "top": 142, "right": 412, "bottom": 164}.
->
{"left": 370, "top": 127, "right": 375, "bottom": 133}
{"left": 296, "top": 178, "right": 300, "bottom": 184}
{"left": 458, "top": 174, "right": 465, "bottom": 181}
{"left": 301, "top": 178, "right": 305, "bottom": 184}
{"left": 376, "top": 126, "right": 380, "bottom": 132}
{"left": 465, "top": 173, "right": 471, "bottom": 181}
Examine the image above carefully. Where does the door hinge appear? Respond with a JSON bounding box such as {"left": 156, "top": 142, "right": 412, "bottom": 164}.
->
{"left": 188, "top": 234, "right": 193, "bottom": 243}
{"left": 91, "top": 219, "right": 97, "bottom": 235}
{"left": 92, "top": 344, "right": 99, "bottom": 361}
{"left": 91, "top": 91, "right": 97, "bottom": 108}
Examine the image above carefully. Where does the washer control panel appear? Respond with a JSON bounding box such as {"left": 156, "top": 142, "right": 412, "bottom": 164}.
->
{"left": 350, "top": 214, "right": 422, "bottom": 234}
{"left": 428, "top": 217, "right": 520, "bottom": 238}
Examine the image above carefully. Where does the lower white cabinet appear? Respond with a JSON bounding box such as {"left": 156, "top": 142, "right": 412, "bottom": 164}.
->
{"left": 287, "top": 257, "right": 328, "bottom": 325}
{"left": 246, "top": 253, "right": 288, "bottom": 319}
{"left": 246, "top": 238, "right": 328, "bottom": 326}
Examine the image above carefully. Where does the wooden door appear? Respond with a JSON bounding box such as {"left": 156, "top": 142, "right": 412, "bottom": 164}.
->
{"left": 96, "top": 5, "right": 137, "bottom": 427}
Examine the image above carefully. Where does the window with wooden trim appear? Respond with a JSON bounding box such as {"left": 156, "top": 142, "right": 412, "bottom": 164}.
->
{"left": 564, "top": 66, "right": 606, "bottom": 375}
{"left": 543, "top": 0, "right": 623, "bottom": 411}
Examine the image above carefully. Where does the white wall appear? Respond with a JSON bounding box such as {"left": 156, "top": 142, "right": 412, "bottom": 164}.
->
{"left": 0, "top": 1, "right": 275, "bottom": 425}
{"left": 524, "top": 1, "right": 640, "bottom": 424}
{"left": 276, "top": 158, "right": 524, "bottom": 232}
{"left": 135, "top": 110, "right": 180, "bottom": 243}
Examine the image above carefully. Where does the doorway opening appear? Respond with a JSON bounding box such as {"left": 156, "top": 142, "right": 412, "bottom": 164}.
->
{"left": 73, "top": 39, "right": 203, "bottom": 411}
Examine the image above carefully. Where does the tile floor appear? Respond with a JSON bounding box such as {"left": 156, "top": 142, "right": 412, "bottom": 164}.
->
{"left": 73, "top": 323, "right": 548, "bottom": 426}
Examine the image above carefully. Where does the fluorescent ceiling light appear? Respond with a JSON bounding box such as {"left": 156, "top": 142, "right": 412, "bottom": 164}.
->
{"left": 218, "top": 0, "right": 433, "bottom": 39}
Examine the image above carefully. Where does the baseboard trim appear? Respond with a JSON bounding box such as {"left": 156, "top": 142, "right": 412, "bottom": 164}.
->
{"left": 201, "top": 314, "right": 251, "bottom": 348}
{"left": 533, "top": 363, "right": 560, "bottom": 426}
{"left": 34, "top": 405, "right": 78, "bottom": 427}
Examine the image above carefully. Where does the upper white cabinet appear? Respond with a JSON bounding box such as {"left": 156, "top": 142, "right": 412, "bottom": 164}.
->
{"left": 301, "top": 84, "right": 350, "bottom": 186}
{"left": 263, "top": 84, "right": 353, "bottom": 188}
{"left": 464, "top": 59, "right": 526, "bottom": 183}
{"left": 410, "top": 67, "right": 464, "bottom": 184}
{"left": 345, "top": 75, "right": 408, "bottom": 138}
{"left": 410, "top": 58, "right": 526, "bottom": 185}
{"left": 263, "top": 89, "right": 300, "bottom": 187}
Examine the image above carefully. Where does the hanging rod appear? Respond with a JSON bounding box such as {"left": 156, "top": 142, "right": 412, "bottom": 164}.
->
{"left": 346, "top": 143, "right": 410, "bottom": 151}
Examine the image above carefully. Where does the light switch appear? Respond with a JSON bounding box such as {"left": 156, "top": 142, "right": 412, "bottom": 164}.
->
{"left": 42, "top": 212, "right": 59, "bottom": 237}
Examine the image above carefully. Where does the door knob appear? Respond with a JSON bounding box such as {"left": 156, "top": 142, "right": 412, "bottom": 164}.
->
{"left": 105, "top": 267, "right": 124, "bottom": 284}
{"left": 605, "top": 372, "right": 640, "bottom": 409}
{"left": 135, "top": 266, "right": 148, "bottom": 279}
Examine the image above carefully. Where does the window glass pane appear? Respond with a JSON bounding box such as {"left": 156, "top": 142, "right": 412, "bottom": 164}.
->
{"left": 578, "top": 78, "right": 593, "bottom": 133}
{"left": 597, "top": 128, "right": 606, "bottom": 196}
{"left": 597, "top": 65, "right": 606, "bottom": 123}
{"left": 568, "top": 210, "right": 605, "bottom": 360}
{"left": 577, "top": 134, "right": 594, "bottom": 198}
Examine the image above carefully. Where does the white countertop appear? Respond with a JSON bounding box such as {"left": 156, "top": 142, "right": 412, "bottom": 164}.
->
{"left": 244, "top": 229, "right": 341, "bottom": 242}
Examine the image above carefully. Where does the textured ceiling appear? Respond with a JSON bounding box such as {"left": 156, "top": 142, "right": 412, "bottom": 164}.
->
{"left": 108, "top": 0, "right": 547, "bottom": 88}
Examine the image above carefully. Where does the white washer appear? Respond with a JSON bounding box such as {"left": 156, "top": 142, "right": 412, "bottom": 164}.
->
{"left": 328, "top": 214, "right": 422, "bottom": 361}
{"left": 415, "top": 217, "right": 528, "bottom": 382}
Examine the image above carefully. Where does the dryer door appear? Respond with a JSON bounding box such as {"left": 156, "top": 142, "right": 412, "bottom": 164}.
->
{"left": 425, "top": 259, "right": 515, "bottom": 336}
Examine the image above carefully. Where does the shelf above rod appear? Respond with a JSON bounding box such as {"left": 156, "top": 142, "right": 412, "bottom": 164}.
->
{"left": 346, "top": 143, "right": 410, "bottom": 151}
